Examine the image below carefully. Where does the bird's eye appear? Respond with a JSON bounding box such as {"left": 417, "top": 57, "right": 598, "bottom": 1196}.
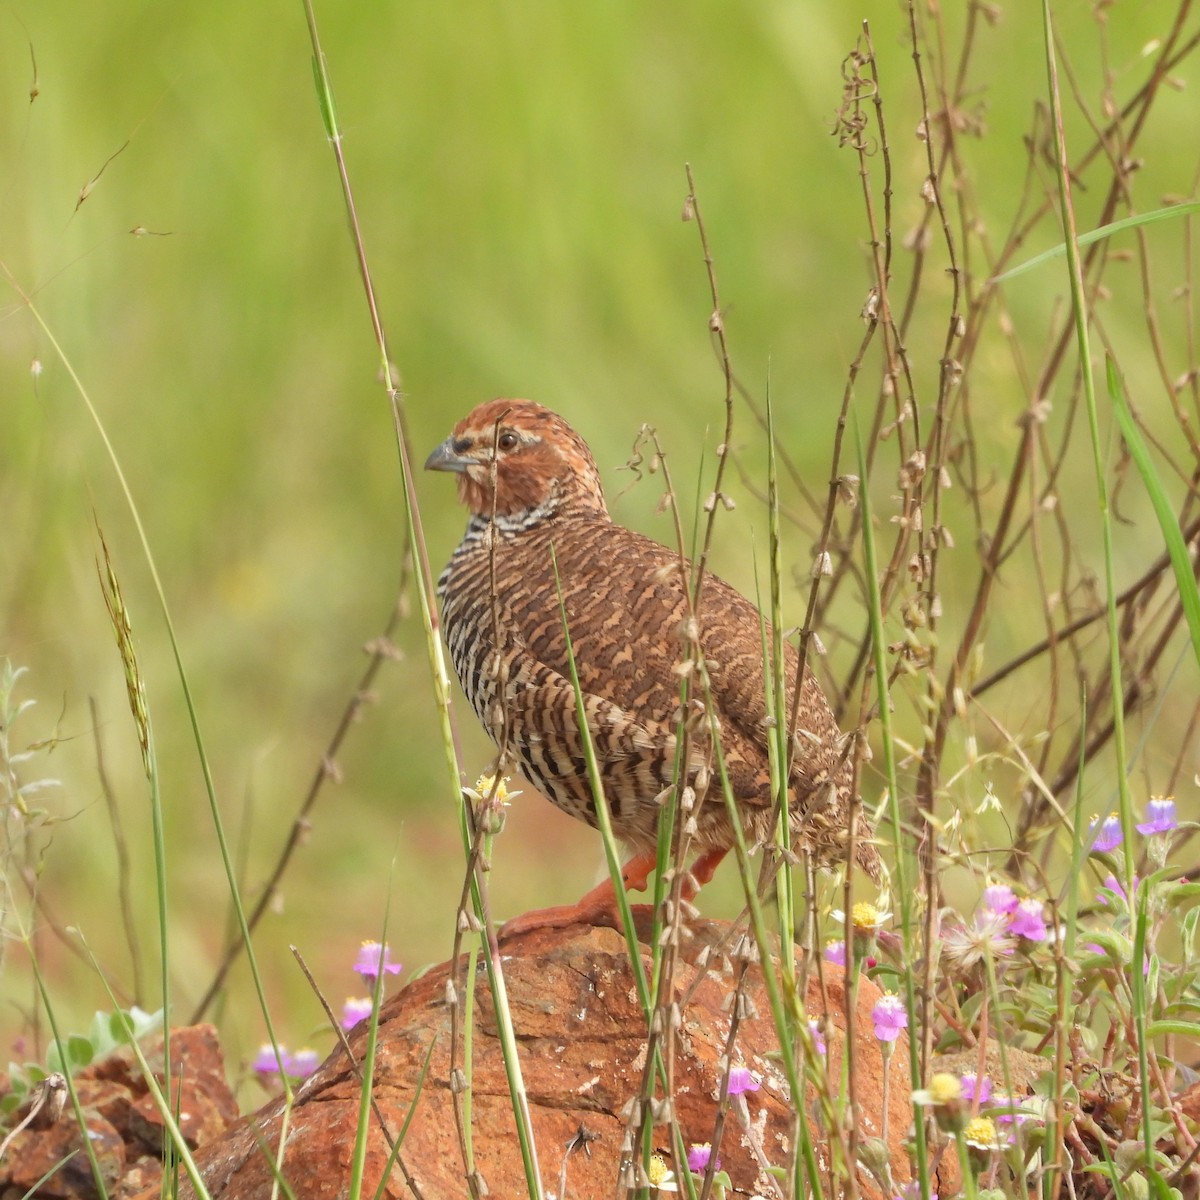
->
{"left": 497, "top": 431, "right": 519, "bottom": 452}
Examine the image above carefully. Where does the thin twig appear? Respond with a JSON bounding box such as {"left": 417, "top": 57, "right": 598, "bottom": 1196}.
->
{"left": 290, "top": 946, "right": 427, "bottom": 1200}
{"left": 190, "top": 587, "right": 409, "bottom": 1023}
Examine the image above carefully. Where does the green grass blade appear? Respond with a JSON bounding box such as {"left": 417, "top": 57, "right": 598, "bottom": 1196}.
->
{"left": 24, "top": 957, "right": 109, "bottom": 1198}
{"left": 370, "top": 1034, "right": 440, "bottom": 1200}
{"left": 16, "top": 293, "right": 293, "bottom": 1106}
{"left": 298, "top": 7, "right": 546, "bottom": 1195}
{"left": 855, "top": 425, "right": 931, "bottom": 1198}
{"left": 309, "top": 53, "right": 337, "bottom": 141}
{"left": 245, "top": 1124, "right": 301, "bottom": 1200}
{"left": 348, "top": 917, "right": 391, "bottom": 1200}
{"left": 68, "top": 935, "right": 214, "bottom": 1200}
{"left": 93, "top": 519, "right": 173, "bottom": 1173}
{"left": 14, "top": 1151, "right": 82, "bottom": 1199}
{"left": 548, "top": 545, "right": 650, "bottom": 1014}
{"left": 469, "top": 943, "right": 543, "bottom": 1198}
{"left": 1041, "top": 0, "right": 1148, "bottom": 1155}
{"left": 1106, "top": 358, "right": 1200, "bottom": 674}
{"left": 764, "top": 382, "right": 796, "bottom": 974}
{"left": 992, "top": 200, "right": 1200, "bottom": 283}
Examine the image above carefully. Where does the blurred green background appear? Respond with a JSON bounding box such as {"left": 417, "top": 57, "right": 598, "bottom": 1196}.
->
{"left": 2, "top": 2, "right": 1195, "bottom": 1078}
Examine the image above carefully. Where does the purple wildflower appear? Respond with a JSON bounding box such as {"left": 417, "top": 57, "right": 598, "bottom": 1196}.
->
{"left": 1008, "top": 898, "right": 1048, "bottom": 942}
{"left": 824, "top": 939, "right": 846, "bottom": 966}
{"left": 1088, "top": 812, "right": 1123, "bottom": 853}
{"left": 981, "top": 884, "right": 1018, "bottom": 916}
{"left": 686, "top": 1143, "right": 719, "bottom": 1173}
{"left": 342, "top": 996, "right": 374, "bottom": 1030}
{"left": 353, "top": 941, "right": 403, "bottom": 980}
{"left": 994, "top": 1099, "right": 1034, "bottom": 1127}
{"left": 960, "top": 1072, "right": 992, "bottom": 1104}
{"left": 1099, "top": 874, "right": 1137, "bottom": 904}
{"left": 871, "top": 993, "right": 908, "bottom": 1043}
{"left": 252, "top": 1044, "right": 286, "bottom": 1076}
{"left": 807, "top": 1016, "right": 827, "bottom": 1056}
{"left": 727, "top": 1065, "right": 760, "bottom": 1096}
{"left": 287, "top": 1048, "right": 320, "bottom": 1079}
{"left": 1137, "top": 797, "right": 1178, "bottom": 836}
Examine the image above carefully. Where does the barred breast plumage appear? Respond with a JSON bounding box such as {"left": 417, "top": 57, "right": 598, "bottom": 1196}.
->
{"left": 426, "top": 399, "right": 882, "bottom": 928}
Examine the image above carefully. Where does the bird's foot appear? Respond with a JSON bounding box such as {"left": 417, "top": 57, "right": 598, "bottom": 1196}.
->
{"left": 498, "top": 900, "right": 656, "bottom": 941}
{"left": 497, "top": 849, "right": 734, "bottom": 942}
{"left": 498, "top": 851, "right": 659, "bottom": 942}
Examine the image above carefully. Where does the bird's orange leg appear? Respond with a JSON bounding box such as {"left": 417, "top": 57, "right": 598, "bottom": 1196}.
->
{"left": 499, "top": 851, "right": 658, "bottom": 940}
{"left": 499, "top": 847, "right": 735, "bottom": 940}
{"left": 681, "top": 846, "right": 729, "bottom": 901}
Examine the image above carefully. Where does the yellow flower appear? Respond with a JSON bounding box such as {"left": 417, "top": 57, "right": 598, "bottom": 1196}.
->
{"left": 474, "top": 772, "right": 519, "bottom": 805}
{"left": 912, "top": 1071, "right": 965, "bottom": 1131}
{"left": 963, "top": 1115, "right": 1000, "bottom": 1150}
{"left": 928, "top": 1072, "right": 963, "bottom": 1105}
{"left": 849, "top": 902, "right": 897, "bottom": 926}
{"left": 647, "top": 1152, "right": 678, "bottom": 1192}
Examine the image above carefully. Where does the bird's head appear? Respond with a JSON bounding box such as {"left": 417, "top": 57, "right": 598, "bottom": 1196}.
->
{"left": 425, "top": 399, "right": 610, "bottom": 523}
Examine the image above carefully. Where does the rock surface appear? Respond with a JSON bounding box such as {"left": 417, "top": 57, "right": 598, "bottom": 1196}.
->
{"left": 182, "top": 920, "right": 913, "bottom": 1199}
{"left": 0, "top": 1025, "right": 238, "bottom": 1199}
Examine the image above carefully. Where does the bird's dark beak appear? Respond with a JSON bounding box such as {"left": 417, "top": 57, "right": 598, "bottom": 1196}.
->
{"left": 424, "top": 437, "right": 473, "bottom": 474}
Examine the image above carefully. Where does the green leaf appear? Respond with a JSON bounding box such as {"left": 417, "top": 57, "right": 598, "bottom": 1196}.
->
{"left": 1180, "top": 907, "right": 1198, "bottom": 959}
{"left": 1145, "top": 1165, "right": 1176, "bottom": 1200}
{"left": 1107, "top": 359, "right": 1200, "bottom": 675}
{"left": 130, "top": 1006, "right": 164, "bottom": 1039}
{"left": 310, "top": 56, "right": 338, "bottom": 140}
{"left": 88, "top": 1011, "right": 109, "bottom": 1049}
{"left": 1084, "top": 928, "right": 1134, "bottom": 961}
{"left": 1162, "top": 981, "right": 1200, "bottom": 1015}
{"left": 67, "top": 1034, "right": 94, "bottom": 1069}
{"left": 1141, "top": 865, "right": 1180, "bottom": 890}
{"left": 5, "top": 1066, "right": 30, "bottom": 1099}
{"left": 108, "top": 1010, "right": 127, "bottom": 1043}
{"left": 1147, "top": 1018, "right": 1200, "bottom": 1039}
{"left": 993, "top": 201, "right": 1200, "bottom": 282}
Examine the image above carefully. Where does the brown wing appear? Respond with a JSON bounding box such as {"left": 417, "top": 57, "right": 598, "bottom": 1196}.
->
{"left": 500, "top": 519, "right": 847, "bottom": 809}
